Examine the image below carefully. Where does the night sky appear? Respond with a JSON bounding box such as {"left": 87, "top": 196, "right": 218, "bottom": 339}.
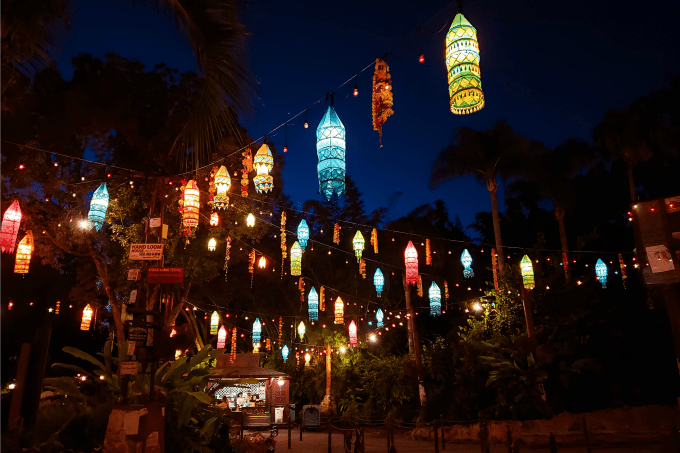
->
{"left": 53, "top": 0, "right": 680, "bottom": 228}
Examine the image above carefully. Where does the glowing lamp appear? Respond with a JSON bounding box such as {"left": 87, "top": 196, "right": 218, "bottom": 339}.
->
{"left": 374, "top": 268, "right": 384, "bottom": 297}
{"left": 298, "top": 321, "right": 305, "bottom": 340}
{"left": 353, "top": 231, "right": 365, "bottom": 262}
{"left": 170, "top": 326, "right": 177, "bottom": 337}
{"left": 14, "top": 231, "right": 33, "bottom": 274}
{"left": 461, "top": 249, "right": 474, "bottom": 278}
{"left": 258, "top": 256, "right": 267, "bottom": 268}
{"left": 253, "top": 144, "right": 274, "bottom": 193}
{"left": 247, "top": 213, "right": 255, "bottom": 227}
{"left": 429, "top": 282, "right": 441, "bottom": 316}
{"left": 334, "top": 297, "right": 344, "bottom": 324}
{"left": 404, "top": 241, "right": 419, "bottom": 285}
{"left": 291, "top": 241, "right": 302, "bottom": 276}
{"left": 217, "top": 326, "right": 227, "bottom": 349}
{"left": 419, "top": 53, "right": 425, "bottom": 63}
{"left": 353, "top": 86, "right": 358, "bottom": 97}
{"left": 595, "top": 259, "right": 608, "bottom": 288}
{"left": 308, "top": 287, "right": 319, "bottom": 321}
{"left": 210, "top": 311, "right": 219, "bottom": 335}
{"left": 208, "top": 238, "right": 216, "bottom": 251}
{"left": 210, "top": 212, "right": 219, "bottom": 226}
{"left": 81, "top": 304, "right": 93, "bottom": 330}
{"left": 88, "top": 183, "right": 109, "bottom": 231}
{"left": 297, "top": 219, "right": 310, "bottom": 251}
{"left": 1, "top": 200, "right": 22, "bottom": 253}
{"left": 445, "top": 13, "right": 485, "bottom": 114}
{"left": 253, "top": 318, "right": 261, "bottom": 345}
{"left": 304, "top": 352, "right": 311, "bottom": 366}
{"left": 349, "top": 321, "right": 358, "bottom": 347}
{"left": 182, "top": 180, "right": 200, "bottom": 228}
{"left": 376, "top": 308, "right": 384, "bottom": 328}
{"left": 520, "top": 255, "right": 535, "bottom": 290}
{"left": 282, "top": 345, "right": 290, "bottom": 362}
{"left": 213, "top": 166, "right": 231, "bottom": 209}
{"left": 316, "top": 106, "right": 346, "bottom": 200}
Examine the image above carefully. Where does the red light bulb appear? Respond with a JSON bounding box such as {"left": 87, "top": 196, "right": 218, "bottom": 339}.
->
{"left": 18, "top": 164, "right": 25, "bottom": 170}
{"left": 353, "top": 86, "right": 358, "bottom": 97}
{"left": 283, "top": 144, "right": 288, "bottom": 153}
{"left": 419, "top": 53, "right": 424, "bottom": 63}
{"left": 304, "top": 120, "right": 309, "bottom": 129}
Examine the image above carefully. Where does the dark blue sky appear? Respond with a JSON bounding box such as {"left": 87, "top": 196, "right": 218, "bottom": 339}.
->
{"left": 53, "top": 0, "right": 679, "bottom": 228}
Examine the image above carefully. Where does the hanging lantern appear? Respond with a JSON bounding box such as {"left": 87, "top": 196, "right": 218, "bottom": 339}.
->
{"left": 298, "top": 277, "right": 305, "bottom": 303}
{"left": 426, "top": 239, "right": 432, "bottom": 265}
{"left": 405, "top": 241, "right": 418, "bottom": 285}
{"left": 304, "top": 352, "right": 311, "bottom": 366}
{"left": 444, "top": 281, "right": 449, "bottom": 300}
{"left": 246, "top": 213, "right": 255, "bottom": 227}
{"left": 249, "top": 249, "right": 256, "bottom": 287}
{"left": 429, "top": 282, "right": 442, "bottom": 316}
{"left": 210, "top": 212, "right": 219, "bottom": 227}
{"left": 210, "top": 311, "right": 219, "bottom": 335}
{"left": 56, "top": 300, "right": 61, "bottom": 314}
{"left": 376, "top": 308, "right": 384, "bottom": 328}
{"left": 316, "top": 106, "right": 346, "bottom": 200}
{"left": 371, "top": 58, "right": 394, "bottom": 148}
{"left": 1, "top": 200, "right": 22, "bottom": 253}
{"left": 374, "top": 268, "right": 384, "bottom": 297}
{"left": 208, "top": 238, "right": 216, "bottom": 251}
{"left": 520, "top": 255, "right": 535, "bottom": 290}
{"left": 461, "top": 249, "right": 474, "bottom": 278}
{"left": 298, "top": 321, "right": 305, "bottom": 341}
{"left": 297, "top": 219, "right": 310, "bottom": 251}
{"left": 492, "top": 248, "right": 500, "bottom": 293}
{"left": 258, "top": 256, "right": 267, "bottom": 268}
{"left": 370, "top": 228, "right": 378, "bottom": 253}
{"left": 353, "top": 231, "right": 365, "bottom": 262}
{"left": 445, "top": 12, "right": 485, "bottom": 115}
{"left": 417, "top": 275, "right": 423, "bottom": 297}
{"left": 349, "top": 321, "right": 358, "bottom": 347}
{"left": 253, "top": 318, "right": 261, "bottom": 346}
{"left": 333, "top": 224, "right": 341, "bottom": 244}
{"left": 217, "top": 326, "right": 227, "bottom": 349}
{"left": 618, "top": 253, "right": 627, "bottom": 288}
{"left": 320, "top": 286, "right": 325, "bottom": 311}
{"left": 170, "top": 325, "right": 177, "bottom": 337}
{"left": 595, "top": 259, "right": 608, "bottom": 288}
{"left": 290, "top": 241, "right": 302, "bottom": 276}
{"left": 253, "top": 144, "right": 274, "bottom": 193}
{"left": 230, "top": 328, "right": 237, "bottom": 363}
{"left": 214, "top": 165, "right": 231, "bottom": 209}
{"left": 562, "top": 252, "right": 570, "bottom": 280}
{"left": 359, "top": 259, "right": 366, "bottom": 279}
{"left": 241, "top": 148, "right": 252, "bottom": 197}
{"left": 88, "top": 183, "right": 109, "bottom": 231}
{"left": 280, "top": 212, "right": 287, "bottom": 279}
{"left": 224, "top": 237, "right": 231, "bottom": 281}
{"left": 81, "top": 304, "right": 93, "bottom": 330}
{"left": 308, "top": 287, "right": 319, "bottom": 321}
{"left": 282, "top": 345, "right": 289, "bottom": 362}
{"left": 266, "top": 338, "right": 271, "bottom": 351}
{"left": 419, "top": 53, "right": 425, "bottom": 63}
{"left": 334, "top": 297, "right": 344, "bottom": 324}
{"left": 14, "top": 231, "right": 33, "bottom": 274}
{"left": 181, "top": 180, "right": 200, "bottom": 233}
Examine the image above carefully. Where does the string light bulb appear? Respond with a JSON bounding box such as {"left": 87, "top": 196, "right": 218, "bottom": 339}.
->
{"left": 208, "top": 238, "right": 216, "bottom": 251}
{"left": 247, "top": 213, "right": 255, "bottom": 227}
{"left": 419, "top": 53, "right": 425, "bottom": 63}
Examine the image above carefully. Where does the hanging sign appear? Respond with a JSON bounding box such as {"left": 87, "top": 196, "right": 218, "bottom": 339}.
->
{"left": 129, "top": 326, "right": 147, "bottom": 342}
{"left": 128, "top": 269, "right": 141, "bottom": 281}
{"left": 129, "top": 243, "right": 164, "bottom": 260}
{"left": 149, "top": 218, "right": 162, "bottom": 228}
{"left": 147, "top": 267, "right": 184, "bottom": 284}
{"left": 129, "top": 290, "right": 138, "bottom": 304}
{"left": 120, "top": 361, "right": 138, "bottom": 375}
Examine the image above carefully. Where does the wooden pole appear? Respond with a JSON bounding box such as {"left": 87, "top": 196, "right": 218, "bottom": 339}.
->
{"left": 386, "top": 416, "right": 391, "bottom": 451}
{"left": 434, "top": 419, "right": 439, "bottom": 453}
{"left": 328, "top": 422, "right": 332, "bottom": 453}
{"left": 440, "top": 414, "right": 446, "bottom": 450}
{"left": 288, "top": 420, "right": 292, "bottom": 449}
{"left": 582, "top": 418, "right": 591, "bottom": 453}
{"left": 520, "top": 287, "right": 537, "bottom": 350}
{"left": 549, "top": 432, "right": 558, "bottom": 453}
{"left": 22, "top": 321, "right": 52, "bottom": 430}
{"left": 7, "top": 343, "right": 31, "bottom": 431}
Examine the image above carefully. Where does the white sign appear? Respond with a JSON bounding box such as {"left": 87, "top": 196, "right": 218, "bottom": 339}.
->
{"left": 129, "top": 290, "right": 137, "bottom": 304}
{"left": 646, "top": 245, "right": 675, "bottom": 273}
{"left": 120, "top": 361, "right": 138, "bottom": 375}
{"left": 128, "top": 269, "right": 141, "bottom": 281}
{"left": 150, "top": 217, "right": 162, "bottom": 228}
{"left": 129, "top": 243, "right": 164, "bottom": 260}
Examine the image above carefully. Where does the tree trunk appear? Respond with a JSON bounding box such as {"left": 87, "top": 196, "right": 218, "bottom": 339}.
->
{"left": 488, "top": 183, "right": 505, "bottom": 272}
{"left": 403, "top": 275, "right": 426, "bottom": 421}
{"left": 627, "top": 163, "right": 637, "bottom": 202}
{"left": 554, "top": 204, "right": 570, "bottom": 282}
{"left": 88, "top": 242, "right": 126, "bottom": 350}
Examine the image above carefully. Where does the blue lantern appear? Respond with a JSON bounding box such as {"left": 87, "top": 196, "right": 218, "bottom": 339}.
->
{"left": 88, "top": 183, "right": 109, "bottom": 231}
{"left": 374, "top": 268, "right": 384, "bottom": 297}
{"left": 297, "top": 219, "right": 310, "bottom": 251}
{"left": 252, "top": 318, "right": 261, "bottom": 346}
{"left": 429, "top": 282, "right": 441, "bottom": 316}
{"left": 308, "top": 287, "right": 319, "bottom": 321}
{"left": 595, "top": 259, "right": 607, "bottom": 288}
{"left": 376, "top": 308, "right": 384, "bottom": 328}
{"left": 461, "top": 249, "right": 474, "bottom": 278}
{"left": 282, "top": 345, "right": 289, "bottom": 362}
{"left": 316, "top": 106, "right": 346, "bottom": 200}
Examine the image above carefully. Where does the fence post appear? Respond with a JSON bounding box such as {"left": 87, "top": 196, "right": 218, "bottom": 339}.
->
{"left": 328, "top": 422, "right": 332, "bottom": 453}
{"left": 288, "top": 420, "right": 291, "bottom": 450}
{"left": 386, "top": 416, "right": 391, "bottom": 452}
{"left": 582, "top": 418, "right": 591, "bottom": 453}
{"left": 434, "top": 419, "right": 439, "bottom": 453}
{"left": 506, "top": 425, "right": 513, "bottom": 453}
{"left": 440, "top": 414, "right": 446, "bottom": 450}
{"left": 549, "top": 432, "right": 557, "bottom": 453}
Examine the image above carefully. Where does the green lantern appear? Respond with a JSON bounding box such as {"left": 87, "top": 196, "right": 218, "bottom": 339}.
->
{"left": 520, "top": 255, "right": 535, "bottom": 290}
{"left": 353, "top": 231, "right": 365, "bottom": 262}
{"left": 445, "top": 12, "right": 485, "bottom": 115}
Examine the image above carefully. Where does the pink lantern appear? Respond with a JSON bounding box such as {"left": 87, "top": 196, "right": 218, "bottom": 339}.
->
{"left": 217, "top": 325, "right": 227, "bottom": 349}
{"left": 404, "top": 241, "right": 418, "bottom": 286}
{"left": 1, "top": 200, "right": 22, "bottom": 253}
{"left": 349, "top": 320, "right": 357, "bottom": 347}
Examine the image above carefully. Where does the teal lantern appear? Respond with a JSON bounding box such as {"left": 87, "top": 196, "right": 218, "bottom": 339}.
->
{"left": 595, "top": 259, "right": 608, "bottom": 288}
{"left": 316, "top": 105, "right": 346, "bottom": 200}
{"left": 374, "top": 268, "right": 384, "bottom": 297}
{"left": 252, "top": 318, "right": 261, "bottom": 346}
{"left": 429, "top": 282, "right": 441, "bottom": 316}
{"left": 282, "top": 345, "right": 289, "bottom": 362}
{"left": 297, "top": 219, "right": 310, "bottom": 251}
{"left": 308, "top": 287, "right": 319, "bottom": 321}
{"left": 461, "top": 249, "right": 474, "bottom": 278}
{"left": 88, "top": 183, "right": 109, "bottom": 231}
{"left": 376, "top": 308, "right": 384, "bottom": 328}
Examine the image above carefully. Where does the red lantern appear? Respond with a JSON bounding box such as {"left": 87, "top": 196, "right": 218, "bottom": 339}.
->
{"left": 1, "top": 200, "right": 22, "bottom": 253}
{"left": 349, "top": 321, "right": 357, "bottom": 347}
{"left": 405, "top": 241, "right": 418, "bottom": 285}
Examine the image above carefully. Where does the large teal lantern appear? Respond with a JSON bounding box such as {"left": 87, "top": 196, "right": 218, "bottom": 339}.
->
{"left": 374, "top": 268, "right": 384, "bottom": 297}
{"left": 308, "top": 286, "right": 319, "bottom": 321}
{"left": 461, "top": 249, "right": 474, "bottom": 278}
{"left": 252, "top": 318, "right": 261, "bottom": 346}
{"left": 595, "top": 259, "right": 608, "bottom": 288}
{"left": 282, "top": 345, "right": 289, "bottom": 362}
{"left": 316, "top": 105, "right": 346, "bottom": 200}
{"left": 376, "top": 308, "right": 384, "bottom": 328}
{"left": 88, "top": 183, "right": 109, "bottom": 231}
{"left": 297, "top": 219, "right": 310, "bottom": 251}
{"left": 429, "top": 282, "right": 441, "bottom": 316}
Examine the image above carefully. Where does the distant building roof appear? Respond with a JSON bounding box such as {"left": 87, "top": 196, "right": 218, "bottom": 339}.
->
{"left": 213, "top": 353, "right": 289, "bottom": 379}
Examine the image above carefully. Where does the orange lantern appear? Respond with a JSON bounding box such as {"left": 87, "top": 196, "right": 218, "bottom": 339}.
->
{"left": 334, "top": 297, "right": 344, "bottom": 324}
{"left": 81, "top": 304, "right": 93, "bottom": 330}
{"left": 14, "top": 231, "right": 33, "bottom": 274}
{"left": 182, "top": 180, "right": 200, "bottom": 230}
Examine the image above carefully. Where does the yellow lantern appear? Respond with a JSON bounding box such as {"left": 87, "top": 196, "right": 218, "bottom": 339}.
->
{"left": 210, "top": 212, "right": 219, "bottom": 227}
{"left": 14, "top": 230, "right": 33, "bottom": 274}
{"left": 253, "top": 144, "right": 274, "bottom": 193}
{"left": 298, "top": 321, "right": 305, "bottom": 340}
{"left": 304, "top": 352, "right": 311, "bottom": 367}
{"left": 213, "top": 165, "right": 231, "bottom": 209}
{"left": 334, "top": 297, "right": 344, "bottom": 324}
{"left": 290, "top": 241, "right": 302, "bottom": 276}
{"left": 182, "top": 180, "right": 200, "bottom": 228}
{"left": 81, "top": 304, "right": 93, "bottom": 330}
{"left": 210, "top": 311, "right": 219, "bottom": 335}
{"left": 445, "top": 12, "right": 485, "bottom": 114}
{"left": 520, "top": 255, "right": 535, "bottom": 290}
{"left": 208, "top": 238, "right": 216, "bottom": 251}
{"left": 258, "top": 256, "right": 267, "bottom": 268}
{"left": 247, "top": 213, "right": 255, "bottom": 227}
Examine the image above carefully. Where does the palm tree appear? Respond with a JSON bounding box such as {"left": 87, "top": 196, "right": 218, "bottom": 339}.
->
{"left": 430, "top": 121, "right": 529, "bottom": 272}
{"left": 1, "top": 0, "right": 253, "bottom": 167}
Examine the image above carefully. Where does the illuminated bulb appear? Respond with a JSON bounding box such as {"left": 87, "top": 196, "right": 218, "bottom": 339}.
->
{"left": 80, "top": 220, "right": 89, "bottom": 229}
{"left": 54, "top": 162, "right": 58, "bottom": 167}
{"left": 208, "top": 238, "right": 216, "bottom": 251}
{"left": 419, "top": 53, "right": 424, "bottom": 63}
{"left": 278, "top": 378, "right": 284, "bottom": 387}
{"left": 100, "top": 375, "right": 105, "bottom": 380}
{"left": 304, "top": 120, "right": 309, "bottom": 129}
{"left": 283, "top": 145, "right": 288, "bottom": 153}
{"left": 247, "top": 213, "right": 255, "bottom": 227}
{"left": 258, "top": 256, "right": 266, "bottom": 268}
{"left": 18, "top": 165, "right": 25, "bottom": 169}
{"left": 81, "top": 177, "right": 85, "bottom": 181}
{"left": 473, "top": 302, "right": 482, "bottom": 311}
{"left": 9, "top": 383, "right": 16, "bottom": 389}
{"left": 353, "top": 86, "right": 358, "bottom": 96}
{"left": 339, "top": 346, "right": 346, "bottom": 354}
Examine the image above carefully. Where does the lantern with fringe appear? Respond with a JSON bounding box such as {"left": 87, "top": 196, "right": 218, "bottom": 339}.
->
{"left": 214, "top": 165, "right": 231, "bottom": 209}
{"left": 446, "top": 12, "right": 485, "bottom": 114}
{"left": 298, "top": 277, "right": 305, "bottom": 303}
{"left": 208, "top": 238, "right": 216, "bottom": 251}
{"left": 371, "top": 228, "right": 378, "bottom": 253}
{"left": 444, "top": 281, "right": 449, "bottom": 300}
{"left": 349, "top": 320, "right": 358, "bottom": 347}
{"left": 297, "top": 219, "right": 309, "bottom": 251}
{"left": 241, "top": 149, "right": 252, "bottom": 197}
{"left": 520, "top": 255, "right": 535, "bottom": 290}
{"left": 252, "top": 318, "right": 261, "bottom": 347}
{"left": 217, "top": 326, "right": 227, "bottom": 349}
{"left": 320, "top": 286, "right": 325, "bottom": 311}
{"left": 374, "top": 268, "right": 384, "bottom": 297}
{"left": 316, "top": 106, "right": 346, "bottom": 200}
{"left": 333, "top": 224, "right": 340, "bottom": 244}
{"left": 372, "top": 58, "right": 394, "bottom": 147}
{"left": 404, "top": 241, "right": 418, "bottom": 285}
{"left": 1, "top": 200, "right": 22, "bottom": 253}
{"left": 359, "top": 259, "right": 366, "bottom": 279}
{"left": 461, "top": 249, "right": 474, "bottom": 278}
{"left": 181, "top": 180, "right": 200, "bottom": 233}
{"left": 429, "top": 282, "right": 441, "bottom": 316}
{"left": 426, "top": 239, "right": 432, "bottom": 265}
{"left": 595, "top": 259, "right": 608, "bottom": 288}
{"left": 88, "top": 183, "right": 109, "bottom": 231}
{"left": 376, "top": 308, "right": 384, "bottom": 328}
{"left": 279, "top": 317, "right": 283, "bottom": 344}
{"left": 334, "top": 297, "right": 344, "bottom": 324}
{"left": 14, "top": 231, "right": 33, "bottom": 274}
{"left": 81, "top": 304, "right": 93, "bottom": 330}
{"left": 210, "top": 311, "right": 219, "bottom": 335}
{"left": 224, "top": 237, "right": 231, "bottom": 281}
{"left": 230, "top": 328, "right": 237, "bottom": 363}
{"left": 308, "top": 287, "right": 319, "bottom": 321}
{"left": 290, "top": 241, "right": 302, "bottom": 276}
{"left": 417, "top": 275, "right": 423, "bottom": 297}
{"left": 282, "top": 345, "right": 289, "bottom": 362}
{"left": 210, "top": 212, "right": 219, "bottom": 227}
{"left": 353, "top": 231, "right": 364, "bottom": 262}
{"left": 253, "top": 144, "right": 274, "bottom": 193}
{"left": 492, "top": 248, "right": 500, "bottom": 293}
{"left": 298, "top": 321, "right": 305, "bottom": 341}
{"left": 280, "top": 212, "right": 287, "bottom": 278}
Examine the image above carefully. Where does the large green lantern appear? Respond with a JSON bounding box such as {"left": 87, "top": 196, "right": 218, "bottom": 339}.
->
{"left": 520, "top": 255, "right": 535, "bottom": 290}
{"left": 445, "top": 12, "right": 484, "bottom": 115}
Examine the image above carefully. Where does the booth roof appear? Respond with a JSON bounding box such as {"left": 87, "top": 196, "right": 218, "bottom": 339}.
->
{"left": 211, "top": 367, "right": 289, "bottom": 379}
